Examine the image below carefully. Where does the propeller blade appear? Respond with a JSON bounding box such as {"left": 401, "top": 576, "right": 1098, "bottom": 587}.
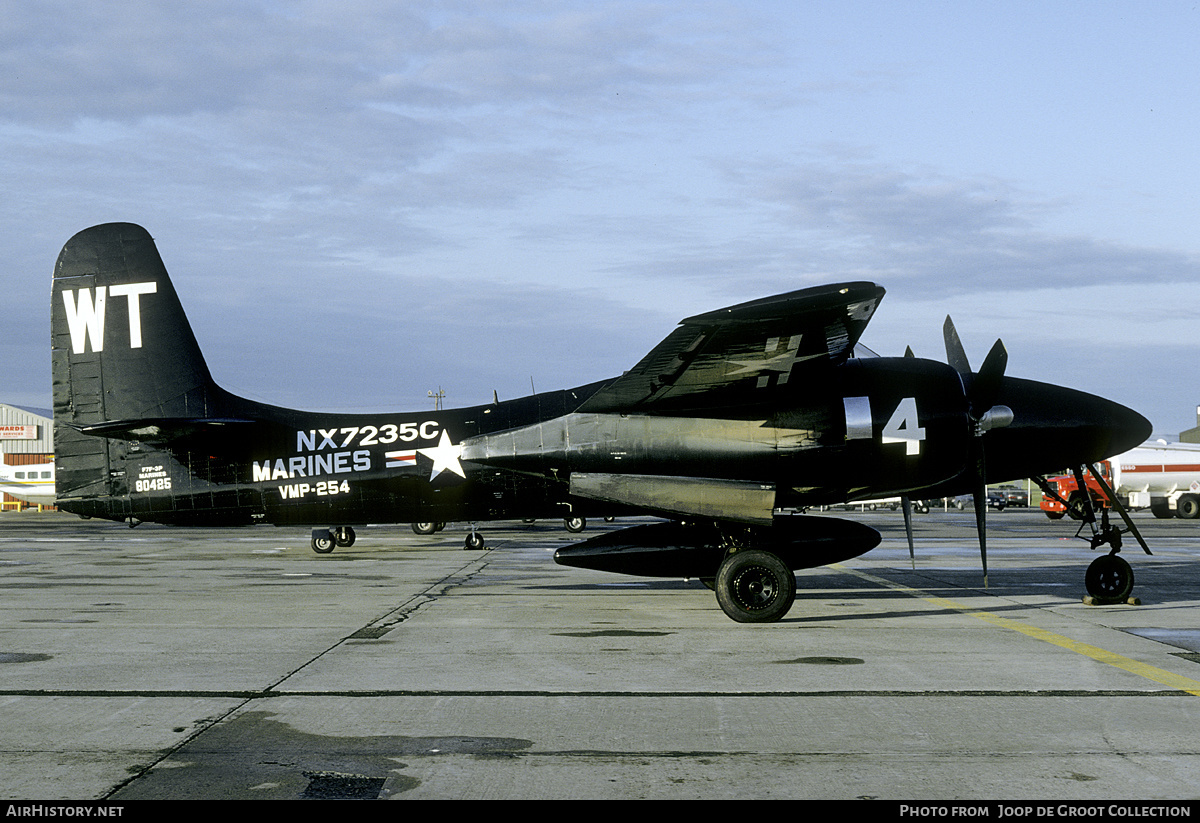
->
{"left": 973, "top": 482, "right": 989, "bottom": 588}
{"left": 970, "top": 339, "right": 1008, "bottom": 417}
{"left": 943, "top": 316, "right": 971, "bottom": 375}
{"left": 1087, "top": 463, "right": 1152, "bottom": 556}
{"left": 901, "top": 496, "right": 915, "bottom": 569}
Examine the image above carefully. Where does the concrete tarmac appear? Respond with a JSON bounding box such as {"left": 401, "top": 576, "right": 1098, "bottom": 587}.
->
{"left": 2, "top": 506, "right": 1200, "bottom": 800}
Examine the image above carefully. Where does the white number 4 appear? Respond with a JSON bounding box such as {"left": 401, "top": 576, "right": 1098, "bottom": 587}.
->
{"left": 881, "top": 397, "right": 925, "bottom": 456}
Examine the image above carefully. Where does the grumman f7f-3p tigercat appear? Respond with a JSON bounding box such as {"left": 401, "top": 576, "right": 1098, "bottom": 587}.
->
{"left": 51, "top": 223, "right": 1152, "bottom": 622}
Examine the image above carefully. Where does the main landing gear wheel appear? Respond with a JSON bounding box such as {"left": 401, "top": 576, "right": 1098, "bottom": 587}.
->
{"left": 1085, "top": 554, "right": 1135, "bottom": 601}
{"left": 312, "top": 526, "right": 357, "bottom": 553}
{"left": 715, "top": 550, "right": 797, "bottom": 623}
{"left": 311, "top": 529, "right": 335, "bottom": 554}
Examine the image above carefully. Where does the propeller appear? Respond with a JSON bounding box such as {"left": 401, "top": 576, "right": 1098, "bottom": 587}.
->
{"left": 944, "top": 316, "right": 1014, "bottom": 588}
{"left": 895, "top": 322, "right": 1012, "bottom": 583}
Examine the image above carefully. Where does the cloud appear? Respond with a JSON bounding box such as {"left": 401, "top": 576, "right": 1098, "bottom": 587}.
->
{"left": 732, "top": 160, "right": 1200, "bottom": 294}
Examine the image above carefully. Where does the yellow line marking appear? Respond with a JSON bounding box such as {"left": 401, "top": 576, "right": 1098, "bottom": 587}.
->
{"left": 836, "top": 564, "right": 1200, "bottom": 697}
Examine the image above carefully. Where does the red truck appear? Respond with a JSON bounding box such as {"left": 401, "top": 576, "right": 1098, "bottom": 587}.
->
{"left": 1039, "top": 462, "right": 1114, "bottom": 520}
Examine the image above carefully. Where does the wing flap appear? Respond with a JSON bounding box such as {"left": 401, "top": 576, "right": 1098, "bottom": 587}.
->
{"left": 570, "top": 472, "right": 776, "bottom": 525}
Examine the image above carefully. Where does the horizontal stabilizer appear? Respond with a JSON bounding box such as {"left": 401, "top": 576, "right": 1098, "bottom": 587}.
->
{"left": 74, "top": 417, "right": 257, "bottom": 444}
{"left": 570, "top": 472, "right": 776, "bottom": 525}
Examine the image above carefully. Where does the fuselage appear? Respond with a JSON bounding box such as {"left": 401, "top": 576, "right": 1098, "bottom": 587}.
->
{"left": 54, "top": 354, "right": 1147, "bottom": 528}
{"left": 54, "top": 381, "right": 615, "bottom": 526}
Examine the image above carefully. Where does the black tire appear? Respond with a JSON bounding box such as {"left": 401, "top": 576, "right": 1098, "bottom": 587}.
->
{"left": 1085, "top": 554, "right": 1134, "bottom": 600}
{"left": 1177, "top": 495, "right": 1200, "bottom": 520}
{"left": 311, "top": 531, "right": 335, "bottom": 554}
{"left": 564, "top": 516, "right": 586, "bottom": 533}
{"left": 465, "top": 532, "right": 486, "bottom": 551}
{"left": 715, "top": 550, "right": 796, "bottom": 623}
{"left": 1066, "top": 492, "right": 1089, "bottom": 520}
{"left": 412, "top": 522, "right": 437, "bottom": 535}
{"left": 1045, "top": 511, "right": 1065, "bottom": 520}
{"left": 334, "top": 527, "right": 356, "bottom": 547}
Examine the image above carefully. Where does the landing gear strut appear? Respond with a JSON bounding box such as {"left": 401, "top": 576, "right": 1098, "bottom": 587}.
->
{"left": 1033, "top": 465, "right": 1152, "bottom": 603}
{"left": 465, "top": 524, "right": 485, "bottom": 551}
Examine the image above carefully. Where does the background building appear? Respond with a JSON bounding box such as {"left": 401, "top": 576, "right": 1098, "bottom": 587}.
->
{"left": 1182, "top": 406, "right": 1200, "bottom": 444}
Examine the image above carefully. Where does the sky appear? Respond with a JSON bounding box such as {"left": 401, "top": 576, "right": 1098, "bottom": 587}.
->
{"left": 3, "top": 0, "right": 1199, "bottom": 438}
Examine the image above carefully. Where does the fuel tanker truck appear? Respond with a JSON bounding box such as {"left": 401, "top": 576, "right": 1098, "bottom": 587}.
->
{"left": 1040, "top": 440, "right": 1200, "bottom": 520}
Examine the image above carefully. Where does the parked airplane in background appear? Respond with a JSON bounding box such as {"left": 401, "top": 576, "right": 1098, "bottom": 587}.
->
{"left": 52, "top": 223, "right": 1151, "bottom": 621}
{"left": 0, "top": 454, "right": 56, "bottom": 507}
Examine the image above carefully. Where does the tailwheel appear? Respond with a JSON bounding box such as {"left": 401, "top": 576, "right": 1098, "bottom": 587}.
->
{"left": 715, "top": 550, "right": 796, "bottom": 623}
{"left": 465, "top": 531, "right": 486, "bottom": 551}
{"left": 1085, "top": 554, "right": 1134, "bottom": 601}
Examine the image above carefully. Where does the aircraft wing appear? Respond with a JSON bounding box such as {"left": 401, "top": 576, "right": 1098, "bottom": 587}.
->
{"left": 575, "top": 282, "right": 884, "bottom": 414}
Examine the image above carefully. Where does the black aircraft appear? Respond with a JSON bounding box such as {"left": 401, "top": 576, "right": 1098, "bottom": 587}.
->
{"left": 51, "top": 223, "right": 1151, "bottom": 622}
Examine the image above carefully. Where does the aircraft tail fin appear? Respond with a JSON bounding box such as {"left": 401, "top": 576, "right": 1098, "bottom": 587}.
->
{"left": 51, "top": 223, "right": 218, "bottom": 504}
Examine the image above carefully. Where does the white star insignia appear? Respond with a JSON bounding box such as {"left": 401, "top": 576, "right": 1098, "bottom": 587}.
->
{"left": 418, "top": 430, "right": 466, "bottom": 480}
